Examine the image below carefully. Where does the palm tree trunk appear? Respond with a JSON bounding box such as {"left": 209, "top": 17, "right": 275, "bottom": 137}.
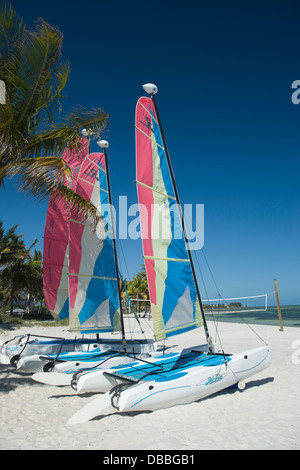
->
{"left": 10, "top": 290, "right": 14, "bottom": 315}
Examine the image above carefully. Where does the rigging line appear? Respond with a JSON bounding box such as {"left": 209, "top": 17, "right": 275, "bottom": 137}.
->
{"left": 115, "top": 237, "right": 148, "bottom": 341}
{"left": 177, "top": 188, "right": 270, "bottom": 345}
{"left": 175, "top": 184, "right": 226, "bottom": 347}
{"left": 176, "top": 188, "right": 219, "bottom": 301}
{"left": 222, "top": 306, "right": 269, "bottom": 345}
{"left": 201, "top": 248, "right": 221, "bottom": 297}
{"left": 194, "top": 248, "right": 223, "bottom": 344}
{"left": 114, "top": 239, "right": 133, "bottom": 341}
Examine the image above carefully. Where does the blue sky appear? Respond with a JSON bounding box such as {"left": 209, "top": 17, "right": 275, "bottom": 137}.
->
{"left": 1, "top": 0, "right": 299, "bottom": 305}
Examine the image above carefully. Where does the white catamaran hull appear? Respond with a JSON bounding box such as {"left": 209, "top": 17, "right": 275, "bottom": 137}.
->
{"left": 16, "top": 349, "right": 107, "bottom": 373}
{"left": 32, "top": 355, "right": 137, "bottom": 383}
{"left": 73, "top": 345, "right": 213, "bottom": 394}
{"left": 8, "top": 338, "right": 156, "bottom": 372}
{"left": 0, "top": 336, "right": 103, "bottom": 365}
{"left": 32, "top": 344, "right": 210, "bottom": 387}
{"left": 116, "top": 346, "right": 271, "bottom": 413}
{"left": 67, "top": 345, "right": 271, "bottom": 424}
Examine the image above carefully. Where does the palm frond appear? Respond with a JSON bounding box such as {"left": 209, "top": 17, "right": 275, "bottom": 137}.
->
{"left": 54, "top": 184, "right": 102, "bottom": 226}
{"left": 0, "top": 156, "right": 71, "bottom": 199}
{"left": 0, "top": 2, "right": 110, "bottom": 220}
{"left": 24, "top": 106, "right": 109, "bottom": 159}
{"left": 0, "top": 155, "right": 102, "bottom": 225}
{"left": 0, "top": 1, "right": 26, "bottom": 66}
{"left": 12, "top": 19, "right": 66, "bottom": 129}
{"left": 35, "top": 60, "right": 70, "bottom": 126}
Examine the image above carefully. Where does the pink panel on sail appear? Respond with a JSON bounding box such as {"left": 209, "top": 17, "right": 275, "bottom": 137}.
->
{"left": 43, "top": 138, "right": 89, "bottom": 317}
{"left": 135, "top": 97, "right": 156, "bottom": 305}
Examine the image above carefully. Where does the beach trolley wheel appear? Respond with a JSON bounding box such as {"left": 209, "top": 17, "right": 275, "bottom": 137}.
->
{"left": 43, "top": 361, "right": 54, "bottom": 372}
{"left": 71, "top": 377, "right": 78, "bottom": 390}
{"left": 238, "top": 381, "right": 246, "bottom": 391}
{"left": 10, "top": 355, "right": 20, "bottom": 367}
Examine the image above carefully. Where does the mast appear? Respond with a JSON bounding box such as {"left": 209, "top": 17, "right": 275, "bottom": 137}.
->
{"left": 81, "top": 128, "right": 92, "bottom": 153}
{"left": 142, "top": 83, "right": 211, "bottom": 348}
{"left": 97, "top": 140, "right": 127, "bottom": 352}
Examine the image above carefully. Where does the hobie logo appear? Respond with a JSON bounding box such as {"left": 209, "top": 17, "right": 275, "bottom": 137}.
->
{"left": 205, "top": 373, "right": 223, "bottom": 385}
{"left": 0, "top": 80, "right": 5, "bottom": 104}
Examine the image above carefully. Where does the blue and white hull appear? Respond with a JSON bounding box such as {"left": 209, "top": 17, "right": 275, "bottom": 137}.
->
{"left": 4, "top": 336, "right": 156, "bottom": 372}
{"left": 67, "top": 345, "right": 271, "bottom": 424}
{"left": 117, "top": 346, "right": 271, "bottom": 413}
{"left": 0, "top": 336, "right": 101, "bottom": 366}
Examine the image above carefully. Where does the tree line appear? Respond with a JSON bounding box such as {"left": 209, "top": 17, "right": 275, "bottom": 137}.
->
{"left": 0, "top": 221, "right": 149, "bottom": 318}
{"left": 0, "top": 221, "right": 44, "bottom": 315}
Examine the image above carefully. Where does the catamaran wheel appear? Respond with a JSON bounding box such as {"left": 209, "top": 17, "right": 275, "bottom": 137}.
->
{"left": 71, "top": 378, "right": 78, "bottom": 390}
{"left": 10, "top": 355, "right": 20, "bottom": 367}
{"left": 238, "top": 381, "right": 246, "bottom": 390}
{"left": 43, "top": 362, "right": 54, "bottom": 372}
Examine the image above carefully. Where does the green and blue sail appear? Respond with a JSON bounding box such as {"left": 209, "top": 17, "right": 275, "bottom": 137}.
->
{"left": 135, "top": 96, "right": 202, "bottom": 341}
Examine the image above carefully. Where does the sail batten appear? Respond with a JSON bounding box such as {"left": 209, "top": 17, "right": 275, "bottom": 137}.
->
{"left": 144, "top": 255, "right": 190, "bottom": 262}
{"left": 68, "top": 273, "right": 117, "bottom": 281}
{"left": 135, "top": 125, "right": 165, "bottom": 149}
{"left": 77, "top": 176, "right": 108, "bottom": 192}
{"left": 135, "top": 96, "right": 202, "bottom": 341}
{"left": 136, "top": 180, "right": 176, "bottom": 200}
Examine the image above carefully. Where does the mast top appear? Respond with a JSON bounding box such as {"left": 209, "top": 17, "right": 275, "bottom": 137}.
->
{"left": 142, "top": 83, "right": 158, "bottom": 95}
{"left": 97, "top": 140, "right": 109, "bottom": 149}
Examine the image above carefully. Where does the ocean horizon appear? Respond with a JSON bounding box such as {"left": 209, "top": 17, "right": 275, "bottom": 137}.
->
{"left": 206, "top": 304, "right": 300, "bottom": 328}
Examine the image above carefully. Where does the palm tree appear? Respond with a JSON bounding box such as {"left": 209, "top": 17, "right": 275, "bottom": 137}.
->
{"left": 126, "top": 265, "right": 149, "bottom": 314}
{"left": 24, "top": 249, "right": 44, "bottom": 314}
{"left": 0, "top": 220, "right": 31, "bottom": 267}
{"left": 0, "top": 2, "right": 108, "bottom": 221}
{"left": 0, "top": 221, "right": 39, "bottom": 314}
{"left": 1, "top": 259, "right": 28, "bottom": 314}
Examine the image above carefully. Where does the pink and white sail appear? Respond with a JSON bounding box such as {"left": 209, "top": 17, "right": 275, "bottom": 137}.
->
{"left": 43, "top": 138, "right": 89, "bottom": 319}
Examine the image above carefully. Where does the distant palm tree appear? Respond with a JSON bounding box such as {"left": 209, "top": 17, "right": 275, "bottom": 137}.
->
{"left": 0, "top": 2, "right": 108, "bottom": 221}
{"left": 25, "top": 249, "right": 44, "bottom": 314}
{"left": 0, "top": 220, "right": 32, "bottom": 267}
{"left": 0, "top": 221, "right": 39, "bottom": 314}
{"left": 126, "top": 265, "right": 149, "bottom": 313}
{"left": 1, "top": 257, "right": 41, "bottom": 315}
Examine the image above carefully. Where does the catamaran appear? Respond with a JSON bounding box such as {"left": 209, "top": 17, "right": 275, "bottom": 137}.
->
{"left": 66, "top": 84, "right": 271, "bottom": 424}
{"left": 0, "top": 139, "right": 96, "bottom": 365}
{"left": 1, "top": 137, "right": 155, "bottom": 371}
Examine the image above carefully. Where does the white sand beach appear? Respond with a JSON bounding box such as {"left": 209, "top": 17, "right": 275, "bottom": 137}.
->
{"left": 0, "top": 319, "right": 299, "bottom": 450}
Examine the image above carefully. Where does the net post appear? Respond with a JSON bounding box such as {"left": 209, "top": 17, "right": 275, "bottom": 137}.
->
{"left": 274, "top": 279, "right": 284, "bottom": 332}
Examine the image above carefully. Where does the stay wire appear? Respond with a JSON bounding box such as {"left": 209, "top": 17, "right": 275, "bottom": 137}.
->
{"left": 176, "top": 186, "right": 267, "bottom": 347}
